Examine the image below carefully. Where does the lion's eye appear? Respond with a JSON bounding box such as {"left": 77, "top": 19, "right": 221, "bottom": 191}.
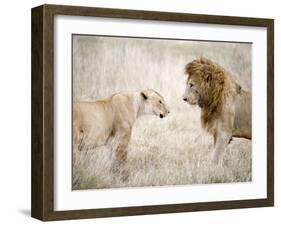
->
{"left": 190, "top": 83, "right": 194, "bottom": 88}
{"left": 159, "top": 100, "right": 162, "bottom": 104}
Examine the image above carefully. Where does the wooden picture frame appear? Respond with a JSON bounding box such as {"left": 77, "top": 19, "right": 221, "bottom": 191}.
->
{"left": 31, "top": 4, "right": 274, "bottom": 221}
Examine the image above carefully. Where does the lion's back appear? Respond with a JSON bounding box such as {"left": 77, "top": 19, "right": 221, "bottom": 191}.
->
{"left": 233, "top": 90, "right": 252, "bottom": 138}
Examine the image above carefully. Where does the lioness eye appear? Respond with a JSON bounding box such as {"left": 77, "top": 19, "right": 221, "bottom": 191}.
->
{"left": 159, "top": 100, "right": 162, "bottom": 104}
{"left": 190, "top": 83, "right": 194, "bottom": 88}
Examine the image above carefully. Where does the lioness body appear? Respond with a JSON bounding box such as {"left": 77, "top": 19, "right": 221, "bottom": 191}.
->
{"left": 183, "top": 58, "right": 251, "bottom": 163}
{"left": 73, "top": 89, "right": 169, "bottom": 171}
{"left": 73, "top": 95, "right": 135, "bottom": 151}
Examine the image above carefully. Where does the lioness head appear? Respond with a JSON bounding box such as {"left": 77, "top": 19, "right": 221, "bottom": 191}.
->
{"left": 140, "top": 89, "right": 170, "bottom": 118}
{"left": 182, "top": 57, "right": 224, "bottom": 108}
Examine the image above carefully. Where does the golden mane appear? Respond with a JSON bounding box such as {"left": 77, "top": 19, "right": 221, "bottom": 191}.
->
{"left": 185, "top": 57, "right": 234, "bottom": 132}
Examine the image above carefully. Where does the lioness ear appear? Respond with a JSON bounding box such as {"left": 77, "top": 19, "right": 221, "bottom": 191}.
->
{"left": 140, "top": 92, "right": 148, "bottom": 100}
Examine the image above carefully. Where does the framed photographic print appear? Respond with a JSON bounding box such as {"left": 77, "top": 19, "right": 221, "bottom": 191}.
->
{"left": 31, "top": 4, "right": 274, "bottom": 221}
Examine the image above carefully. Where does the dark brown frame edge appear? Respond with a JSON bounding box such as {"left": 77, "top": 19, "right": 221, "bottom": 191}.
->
{"left": 31, "top": 4, "right": 274, "bottom": 221}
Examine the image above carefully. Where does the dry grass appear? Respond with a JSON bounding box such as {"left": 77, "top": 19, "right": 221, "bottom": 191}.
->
{"left": 72, "top": 35, "right": 252, "bottom": 190}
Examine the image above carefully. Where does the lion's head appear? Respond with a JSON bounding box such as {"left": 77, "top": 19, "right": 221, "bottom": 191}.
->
{"left": 182, "top": 58, "right": 226, "bottom": 107}
{"left": 182, "top": 57, "right": 237, "bottom": 129}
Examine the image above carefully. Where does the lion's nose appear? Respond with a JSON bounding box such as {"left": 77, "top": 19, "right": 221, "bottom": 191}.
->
{"left": 183, "top": 98, "right": 187, "bottom": 102}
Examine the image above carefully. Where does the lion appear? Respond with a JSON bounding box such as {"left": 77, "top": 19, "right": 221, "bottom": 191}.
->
{"left": 182, "top": 57, "right": 251, "bottom": 164}
{"left": 73, "top": 89, "right": 170, "bottom": 174}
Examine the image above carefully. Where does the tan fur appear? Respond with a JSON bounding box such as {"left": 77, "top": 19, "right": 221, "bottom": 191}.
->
{"left": 73, "top": 89, "right": 169, "bottom": 176}
{"left": 182, "top": 58, "right": 251, "bottom": 163}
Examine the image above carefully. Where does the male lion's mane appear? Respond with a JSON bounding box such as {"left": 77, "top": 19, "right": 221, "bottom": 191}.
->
{"left": 185, "top": 57, "right": 238, "bottom": 132}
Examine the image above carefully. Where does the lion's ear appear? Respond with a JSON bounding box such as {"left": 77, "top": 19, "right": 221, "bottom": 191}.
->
{"left": 205, "top": 73, "right": 212, "bottom": 83}
{"left": 140, "top": 92, "right": 148, "bottom": 100}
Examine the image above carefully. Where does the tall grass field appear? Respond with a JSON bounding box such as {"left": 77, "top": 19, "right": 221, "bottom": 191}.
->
{"left": 72, "top": 35, "right": 252, "bottom": 190}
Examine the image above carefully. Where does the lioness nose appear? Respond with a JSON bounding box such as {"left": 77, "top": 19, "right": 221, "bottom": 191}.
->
{"left": 183, "top": 98, "right": 187, "bottom": 102}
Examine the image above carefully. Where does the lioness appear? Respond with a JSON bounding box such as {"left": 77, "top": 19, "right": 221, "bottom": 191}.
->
{"left": 182, "top": 57, "right": 251, "bottom": 164}
{"left": 73, "top": 89, "right": 169, "bottom": 172}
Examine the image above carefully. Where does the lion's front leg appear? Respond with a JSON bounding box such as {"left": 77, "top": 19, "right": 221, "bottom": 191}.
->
{"left": 212, "top": 130, "right": 232, "bottom": 165}
{"left": 212, "top": 111, "right": 234, "bottom": 164}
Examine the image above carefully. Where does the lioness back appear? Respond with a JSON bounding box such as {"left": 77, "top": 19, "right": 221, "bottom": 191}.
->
{"left": 73, "top": 99, "right": 115, "bottom": 148}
